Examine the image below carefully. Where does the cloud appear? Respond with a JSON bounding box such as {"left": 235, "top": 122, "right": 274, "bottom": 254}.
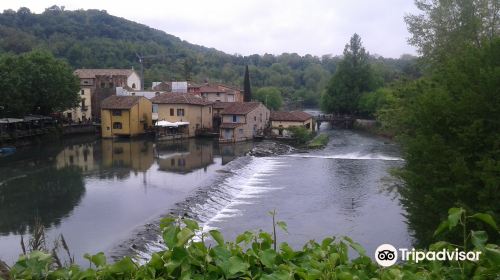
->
{"left": 0, "top": 0, "right": 418, "bottom": 58}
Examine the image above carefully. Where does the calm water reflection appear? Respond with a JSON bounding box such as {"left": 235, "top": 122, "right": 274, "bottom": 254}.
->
{"left": 0, "top": 136, "right": 254, "bottom": 265}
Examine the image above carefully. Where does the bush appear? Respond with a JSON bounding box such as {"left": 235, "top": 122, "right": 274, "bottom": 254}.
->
{"left": 286, "top": 126, "right": 313, "bottom": 144}
{"left": 307, "top": 133, "right": 329, "bottom": 149}
{"left": 5, "top": 208, "right": 500, "bottom": 279}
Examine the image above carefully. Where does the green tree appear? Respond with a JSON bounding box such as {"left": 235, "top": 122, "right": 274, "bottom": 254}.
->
{"left": 255, "top": 87, "right": 283, "bottom": 110}
{"left": 382, "top": 0, "right": 500, "bottom": 246}
{"left": 405, "top": 0, "right": 499, "bottom": 65}
{"left": 321, "top": 33, "right": 377, "bottom": 114}
{"left": 243, "top": 65, "right": 252, "bottom": 102}
{"left": 0, "top": 51, "right": 80, "bottom": 117}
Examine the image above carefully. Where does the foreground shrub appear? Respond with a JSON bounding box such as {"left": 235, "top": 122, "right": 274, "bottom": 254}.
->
{"left": 4, "top": 208, "right": 500, "bottom": 279}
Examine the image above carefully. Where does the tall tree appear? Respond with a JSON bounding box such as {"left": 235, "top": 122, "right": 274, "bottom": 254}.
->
{"left": 0, "top": 51, "right": 80, "bottom": 117}
{"left": 321, "top": 34, "right": 377, "bottom": 114}
{"left": 405, "top": 0, "right": 499, "bottom": 65}
{"left": 243, "top": 65, "right": 252, "bottom": 102}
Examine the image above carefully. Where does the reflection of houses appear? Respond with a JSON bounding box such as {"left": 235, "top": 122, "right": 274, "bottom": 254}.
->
{"left": 56, "top": 143, "right": 96, "bottom": 172}
{"left": 270, "top": 111, "right": 314, "bottom": 136}
{"left": 101, "top": 96, "right": 152, "bottom": 138}
{"left": 156, "top": 140, "right": 214, "bottom": 174}
{"left": 63, "top": 87, "right": 92, "bottom": 122}
{"left": 151, "top": 93, "right": 213, "bottom": 138}
{"left": 101, "top": 139, "right": 154, "bottom": 172}
{"left": 218, "top": 141, "right": 254, "bottom": 165}
{"left": 219, "top": 102, "right": 270, "bottom": 142}
{"left": 74, "top": 69, "right": 141, "bottom": 120}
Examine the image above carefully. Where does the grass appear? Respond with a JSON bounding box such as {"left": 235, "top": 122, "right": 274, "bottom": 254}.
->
{"left": 307, "top": 133, "right": 329, "bottom": 149}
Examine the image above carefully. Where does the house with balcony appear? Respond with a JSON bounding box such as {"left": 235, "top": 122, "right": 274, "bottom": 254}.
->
{"left": 219, "top": 102, "right": 270, "bottom": 142}
{"left": 151, "top": 93, "right": 213, "bottom": 139}
{"left": 100, "top": 96, "right": 152, "bottom": 138}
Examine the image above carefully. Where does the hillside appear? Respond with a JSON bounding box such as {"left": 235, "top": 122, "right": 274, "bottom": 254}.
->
{"left": 0, "top": 6, "right": 418, "bottom": 106}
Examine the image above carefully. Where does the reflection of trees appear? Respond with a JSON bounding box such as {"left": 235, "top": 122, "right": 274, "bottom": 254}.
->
{"left": 400, "top": 175, "right": 500, "bottom": 248}
{"left": 0, "top": 166, "right": 85, "bottom": 235}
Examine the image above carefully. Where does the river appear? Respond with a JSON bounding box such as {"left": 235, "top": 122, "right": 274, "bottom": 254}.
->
{"left": 0, "top": 126, "right": 411, "bottom": 265}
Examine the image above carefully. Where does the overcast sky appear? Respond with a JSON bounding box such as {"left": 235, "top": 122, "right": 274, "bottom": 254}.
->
{"left": 1, "top": 0, "right": 419, "bottom": 58}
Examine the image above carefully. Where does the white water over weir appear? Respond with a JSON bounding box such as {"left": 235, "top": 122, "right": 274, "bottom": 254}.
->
{"left": 113, "top": 156, "right": 287, "bottom": 263}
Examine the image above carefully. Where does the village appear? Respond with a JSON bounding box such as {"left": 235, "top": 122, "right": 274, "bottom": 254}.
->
{"left": 1, "top": 68, "right": 317, "bottom": 146}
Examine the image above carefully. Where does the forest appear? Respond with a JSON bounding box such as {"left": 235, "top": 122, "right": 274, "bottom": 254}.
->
{"left": 0, "top": 5, "right": 418, "bottom": 108}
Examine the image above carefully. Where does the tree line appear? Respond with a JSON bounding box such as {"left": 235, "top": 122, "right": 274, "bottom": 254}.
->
{"left": 0, "top": 6, "right": 417, "bottom": 113}
{"left": 320, "top": 0, "right": 499, "bottom": 247}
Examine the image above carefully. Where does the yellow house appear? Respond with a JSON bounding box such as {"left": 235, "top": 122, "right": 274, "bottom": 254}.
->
{"left": 101, "top": 96, "right": 152, "bottom": 138}
{"left": 151, "top": 93, "right": 213, "bottom": 137}
{"left": 270, "top": 111, "right": 314, "bottom": 136}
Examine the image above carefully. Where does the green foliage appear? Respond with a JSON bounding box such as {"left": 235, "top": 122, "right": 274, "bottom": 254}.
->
{"left": 254, "top": 87, "right": 283, "bottom": 110}
{"left": 357, "top": 87, "right": 395, "bottom": 118}
{"left": 321, "top": 34, "right": 379, "bottom": 114}
{"left": 7, "top": 212, "right": 500, "bottom": 279}
{"left": 0, "top": 8, "right": 416, "bottom": 108}
{"left": 405, "top": 0, "right": 499, "bottom": 65}
{"left": 286, "top": 126, "right": 313, "bottom": 144}
{"left": 307, "top": 134, "right": 329, "bottom": 149}
{"left": 0, "top": 51, "right": 80, "bottom": 117}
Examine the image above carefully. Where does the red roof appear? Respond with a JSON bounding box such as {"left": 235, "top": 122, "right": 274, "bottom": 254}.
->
{"left": 270, "top": 111, "right": 312, "bottom": 122}
{"left": 151, "top": 93, "right": 213, "bottom": 106}
{"left": 74, "top": 69, "right": 136, "bottom": 79}
{"left": 200, "top": 86, "right": 226, "bottom": 93}
{"left": 222, "top": 102, "right": 262, "bottom": 115}
{"left": 101, "top": 96, "right": 144, "bottom": 109}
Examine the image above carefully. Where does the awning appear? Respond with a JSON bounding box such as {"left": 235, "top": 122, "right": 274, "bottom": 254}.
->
{"left": 155, "top": 120, "right": 190, "bottom": 127}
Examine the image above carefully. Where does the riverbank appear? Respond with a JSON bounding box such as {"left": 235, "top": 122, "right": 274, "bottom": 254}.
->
{"left": 353, "top": 119, "right": 396, "bottom": 139}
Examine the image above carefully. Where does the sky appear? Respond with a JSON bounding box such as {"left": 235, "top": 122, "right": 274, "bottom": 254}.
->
{"left": 0, "top": 0, "right": 419, "bottom": 58}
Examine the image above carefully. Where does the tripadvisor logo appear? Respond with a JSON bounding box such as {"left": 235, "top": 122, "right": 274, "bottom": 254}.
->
{"left": 374, "top": 244, "right": 482, "bottom": 267}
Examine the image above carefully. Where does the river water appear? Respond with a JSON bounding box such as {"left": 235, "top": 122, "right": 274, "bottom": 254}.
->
{"left": 0, "top": 127, "right": 411, "bottom": 265}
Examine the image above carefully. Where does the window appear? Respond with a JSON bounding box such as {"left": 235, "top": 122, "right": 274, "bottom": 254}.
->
{"left": 170, "top": 108, "right": 174, "bottom": 116}
{"left": 209, "top": 107, "right": 211, "bottom": 113}
{"left": 83, "top": 81, "right": 89, "bottom": 84}
{"left": 109, "top": 82, "right": 114, "bottom": 88}
{"left": 112, "top": 122, "right": 122, "bottom": 129}
{"left": 81, "top": 98, "right": 86, "bottom": 108}
{"left": 239, "top": 128, "right": 244, "bottom": 134}
{"left": 254, "top": 116, "right": 257, "bottom": 121}
{"left": 100, "top": 82, "right": 106, "bottom": 88}
{"left": 171, "top": 158, "right": 175, "bottom": 166}
{"left": 216, "top": 92, "right": 220, "bottom": 97}
{"left": 152, "top": 104, "right": 158, "bottom": 113}
{"left": 232, "top": 115, "right": 237, "bottom": 122}
{"left": 260, "top": 113, "right": 262, "bottom": 122}
{"left": 132, "top": 83, "right": 136, "bottom": 89}
{"left": 81, "top": 89, "right": 85, "bottom": 95}
{"left": 177, "top": 109, "right": 185, "bottom": 116}
{"left": 112, "top": 110, "right": 122, "bottom": 116}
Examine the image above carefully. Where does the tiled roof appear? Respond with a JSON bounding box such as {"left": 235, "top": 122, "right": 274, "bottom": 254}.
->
{"left": 101, "top": 96, "right": 143, "bottom": 109}
{"left": 74, "top": 69, "right": 136, "bottom": 79}
{"left": 200, "top": 86, "right": 226, "bottom": 93}
{"left": 222, "top": 102, "right": 262, "bottom": 115}
{"left": 220, "top": 123, "right": 244, "bottom": 129}
{"left": 270, "top": 111, "right": 313, "bottom": 122}
{"left": 151, "top": 93, "right": 213, "bottom": 106}
{"left": 212, "top": 101, "right": 234, "bottom": 109}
